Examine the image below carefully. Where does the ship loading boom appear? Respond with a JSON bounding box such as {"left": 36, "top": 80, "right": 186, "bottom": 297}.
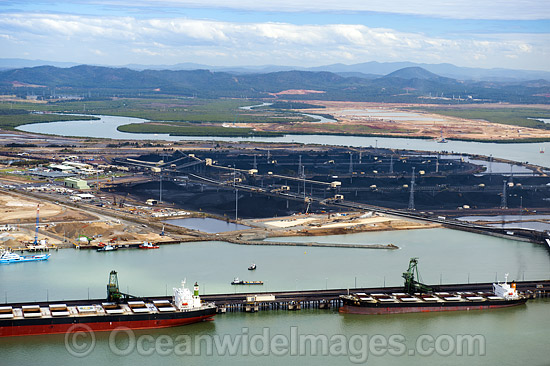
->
{"left": 402, "top": 257, "right": 434, "bottom": 294}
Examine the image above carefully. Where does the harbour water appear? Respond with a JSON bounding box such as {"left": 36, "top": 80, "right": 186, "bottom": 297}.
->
{"left": 1, "top": 228, "right": 549, "bottom": 365}
{"left": 17, "top": 115, "right": 550, "bottom": 168}
{"left": 2, "top": 228, "right": 549, "bottom": 302}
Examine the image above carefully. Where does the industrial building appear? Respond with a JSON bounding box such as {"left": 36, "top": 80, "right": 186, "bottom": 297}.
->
{"left": 63, "top": 177, "right": 90, "bottom": 190}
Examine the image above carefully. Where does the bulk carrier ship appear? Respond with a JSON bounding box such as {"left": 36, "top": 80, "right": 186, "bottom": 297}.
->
{"left": 340, "top": 258, "right": 528, "bottom": 315}
{"left": 0, "top": 271, "right": 216, "bottom": 337}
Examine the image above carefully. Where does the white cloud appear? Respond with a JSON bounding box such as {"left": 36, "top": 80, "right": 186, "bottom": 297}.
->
{"left": 0, "top": 13, "right": 548, "bottom": 70}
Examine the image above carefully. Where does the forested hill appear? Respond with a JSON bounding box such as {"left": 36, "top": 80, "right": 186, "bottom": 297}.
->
{"left": 1, "top": 65, "right": 548, "bottom": 104}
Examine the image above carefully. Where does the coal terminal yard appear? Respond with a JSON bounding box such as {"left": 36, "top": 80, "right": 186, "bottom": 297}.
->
{"left": 110, "top": 146, "right": 550, "bottom": 217}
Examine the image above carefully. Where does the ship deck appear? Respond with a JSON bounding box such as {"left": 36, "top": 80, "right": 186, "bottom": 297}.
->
{"left": 0, "top": 299, "right": 215, "bottom": 322}
{"left": 341, "top": 290, "right": 522, "bottom": 306}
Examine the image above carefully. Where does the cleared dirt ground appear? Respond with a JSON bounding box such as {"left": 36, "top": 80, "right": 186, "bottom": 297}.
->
{"left": 242, "top": 101, "right": 550, "bottom": 141}
{"left": 0, "top": 192, "right": 95, "bottom": 224}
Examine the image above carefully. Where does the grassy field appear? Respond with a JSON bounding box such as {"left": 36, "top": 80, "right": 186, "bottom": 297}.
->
{"left": 413, "top": 107, "right": 550, "bottom": 129}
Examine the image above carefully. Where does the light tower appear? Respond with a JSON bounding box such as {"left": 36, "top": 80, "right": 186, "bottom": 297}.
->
{"left": 234, "top": 165, "right": 238, "bottom": 221}
{"left": 408, "top": 167, "right": 416, "bottom": 211}
{"left": 501, "top": 180, "right": 508, "bottom": 209}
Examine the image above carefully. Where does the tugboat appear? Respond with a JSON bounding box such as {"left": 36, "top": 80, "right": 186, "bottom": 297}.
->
{"left": 340, "top": 258, "right": 528, "bottom": 314}
{"left": 139, "top": 242, "right": 160, "bottom": 249}
{"left": 97, "top": 245, "right": 117, "bottom": 252}
{"left": 248, "top": 263, "right": 257, "bottom": 270}
{"left": 0, "top": 270, "right": 216, "bottom": 337}
{"left": 0, "top": 249, "right": 50, "bottom": 264}
{"left": 435, "top": 130, "right": 448, "bottom": 143}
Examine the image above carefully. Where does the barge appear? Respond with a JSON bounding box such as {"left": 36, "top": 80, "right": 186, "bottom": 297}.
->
{"left": 231, "top": 277, "right": 263, "bottom": 285}
{"left": 0, "top": 271, "right": 216, "bottom": 337}
{"left": 340, "top": 258, "right": 528, "bottom": 314}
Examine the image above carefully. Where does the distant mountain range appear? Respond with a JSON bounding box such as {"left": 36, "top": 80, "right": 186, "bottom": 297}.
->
{"left": 1, "top": 58, "right": 549, "bottom": 82}
{"left": 0, "top": 64, "right": 549, "bottom": 104}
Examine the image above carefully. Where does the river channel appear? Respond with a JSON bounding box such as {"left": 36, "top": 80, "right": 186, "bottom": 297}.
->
{"left": 17, "top": 114, "right": 550, "bottom": 168}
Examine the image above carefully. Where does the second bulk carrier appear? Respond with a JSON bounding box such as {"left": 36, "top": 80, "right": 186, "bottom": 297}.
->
{"left": 340, "top": 258, "right": 528, "bottom": 314}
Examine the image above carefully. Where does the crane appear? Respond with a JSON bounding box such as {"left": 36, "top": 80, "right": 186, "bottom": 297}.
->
{"left": 33, "top": 204, "right": 40, "bottom": 245}
{"left": 106, "top": 270, "right": 136, "bottom": 302}
{"left": 402, "top": 257, "right": 433, "bottom": 294}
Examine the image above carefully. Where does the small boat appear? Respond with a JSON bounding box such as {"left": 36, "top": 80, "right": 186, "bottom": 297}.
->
{"left": 0, "top": 250, "right": 50, "bottom": 264}
{"left": 231, "top": 277, "right": 263, "bottom": 285}
{"left": 97, "top": 245, "right": 117, "bottom": 252}
{"left": 248, "top": 263, "right": 256, "bottom": 270}
{"left": 435, "top": 130, "right": 448, "bottom": 143}
{"left": 139, "top": 242, "right": 159, "bottom": 249}
{"left": 540, "top": 147, "right": 545, "bottom": 154}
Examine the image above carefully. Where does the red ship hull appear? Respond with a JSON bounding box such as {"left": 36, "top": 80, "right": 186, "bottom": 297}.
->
{"left": 0, "top": 301, "right": 217, "bottom": 338}
{"left": 339, "top": 298, "right": 527, "bottom": 315}
{"left": 1, "top": 314, "right": 214, "bottom": 337}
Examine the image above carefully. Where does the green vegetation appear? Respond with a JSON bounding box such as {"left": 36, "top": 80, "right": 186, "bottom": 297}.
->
{"left": 5, "top": 143, "right": 38, "bottom": 147}
{"left": 413, "top": 107, "right": 550, "bottom": 129}
{"left": 9, "top": 159, "right": 50, "bottom": 166}
{"left": 117, "top": 123, "right": 283, "bottom": 137}
{"left": 1, "top": 98, "right": 310, "bottom": 125}
{"left": 0, "top": 108, "right": 98, "bottom": 130}
{"left": 268, "top": 101, "right": 325, "bottom": 109}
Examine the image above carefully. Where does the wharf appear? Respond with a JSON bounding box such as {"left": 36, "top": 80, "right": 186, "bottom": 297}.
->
{"left": 224, "top": 238, "right": 398, "bottom": 249}
{"left": 74, "top": 239, "right": 182, "bottom": 249}
{"left": 4, "top": 280, "right": 548, "bottom": 314}
{"left": 202, "top": 280, "right": 550, "bottom": 313}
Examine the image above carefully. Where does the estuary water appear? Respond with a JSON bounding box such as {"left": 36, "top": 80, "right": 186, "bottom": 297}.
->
{"left": 17, "top": 114, "right": 550, "bottom": 168}
{"left": 1, "top": 228, "right": 549, "bottom": 365}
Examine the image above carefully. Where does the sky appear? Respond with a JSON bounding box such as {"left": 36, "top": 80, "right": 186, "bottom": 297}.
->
{"left": 1, "top": 0, "right": 549, "bottom": 71}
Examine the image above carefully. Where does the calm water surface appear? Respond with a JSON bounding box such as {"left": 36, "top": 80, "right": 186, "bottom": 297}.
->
{"left": 1, "top": 228, "right": 549, "bottom": 365}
